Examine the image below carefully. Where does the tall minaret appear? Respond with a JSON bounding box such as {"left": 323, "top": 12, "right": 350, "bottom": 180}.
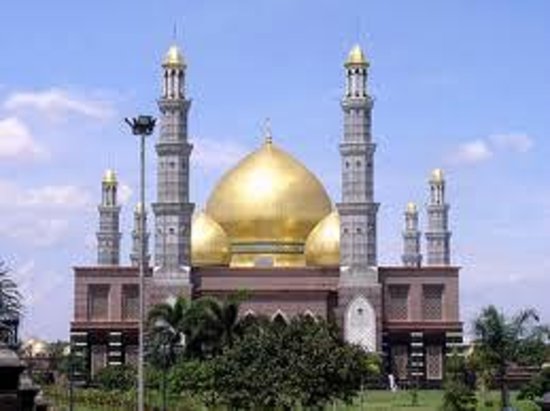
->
{"left": 402, "top": 202, "right": 422, "bottom": 267}
{"left": 152, "top": 44, "right": 194, "bottom": 276}
{"left": 130, "top": 203, "right": 150, "bottom": 267}
{"left": 97, "top": 169, "right": 121, "bottom": 265}
{"left": 337, "top": 44, "right": 379, "bottom": 269}
{"left": 425, "top": 169, "right": 451, "bottom": 265}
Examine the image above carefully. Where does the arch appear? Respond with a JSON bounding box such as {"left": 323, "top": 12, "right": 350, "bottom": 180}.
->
{"left": 271, "top": 309, "right": 289, "bottom": 325}
{"left": 303, "top": 310, "right": 317, "bottom": 322}
{"left": 344, "top": 295, "right": 376, "bottom": 352}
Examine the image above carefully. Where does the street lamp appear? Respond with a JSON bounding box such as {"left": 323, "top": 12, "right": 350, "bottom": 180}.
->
{"left": 125, "top": 115, "right": 156, "bottom": 411}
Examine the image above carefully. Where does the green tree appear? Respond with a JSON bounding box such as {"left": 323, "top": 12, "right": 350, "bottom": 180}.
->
{"left": 473, "top": 305, "right": 550, "bottom": 411}
{"left": 0, "top": 262, "right": 22, "bottom": 344}
{"left": 441, "top": 352, "right": 477, "bottom": 411}
{"left": 93, "top": 364, "right": 136, "bottom": 391}
{"left": 199, "top": 292, "right": 246, "bottom": 354}
{"left": 518, "top": 366, "right": 550, "bottom": 401}
{"left": 210, "top": 316, "right": 380, "bottom": 410}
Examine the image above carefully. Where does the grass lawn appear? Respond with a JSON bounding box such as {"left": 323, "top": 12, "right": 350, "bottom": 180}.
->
{"left": 48, "top": 389, "right": 540, "bottom": 410}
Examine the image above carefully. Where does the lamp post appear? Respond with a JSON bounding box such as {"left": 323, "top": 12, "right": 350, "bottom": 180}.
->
{"left": 125, "top": 115, "right": 156, "bottom": 411}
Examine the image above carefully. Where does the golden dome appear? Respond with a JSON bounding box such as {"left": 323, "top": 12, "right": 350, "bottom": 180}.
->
{"left": 431, "top": 168, "right": 444, "bottom": 182}
{"left": 406, "top": 202, "right": 417, "bottom": 213}
{"left": 205, "top": 140, "right": 332, "bottom": 267}
{"left": 305, "top": 211, "right": 340, "bottom": 266}
{"left": 23, "top": 339, "right": 49, "bottom": 357}
{"left": 191, "top": 211, "right": 230, "bottom": 266}
{"left": 346, "top": 44, "right": 368, "bottom": 66}
{"left": 103, "top": 169, "right": 117, "bottom": 185}
{"left": 163, "top": 44, "right": 185, "bottom": 67}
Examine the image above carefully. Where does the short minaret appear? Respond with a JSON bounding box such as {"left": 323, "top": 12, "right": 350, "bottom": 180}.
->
{"left": 425, "top": 169, "right": 451, "bottom": 266}
{"left": 97, "top": 169, "right": 121, "bottom": 265}
{"left": 402, "top": 202, "right": 422, "bottom": 267}
{"left": 130, "top": 203, "right": 150, "bottom": 267}
{"left": 337, "top": 44, "right": 379, "bottom": 269}
{"left": 152, "top": 43, "right": 194, "bottom": 276}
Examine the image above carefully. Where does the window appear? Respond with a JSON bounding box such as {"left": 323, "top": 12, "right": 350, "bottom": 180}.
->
{"left": 422, "top": 285, "right": 444, "bottom": 320}
{"left": 387, "top": 285, "right": 409, "bottom": 320}
{"left": 426, "top": 345, "right": 443, "bottom": 380}
{"left": 88, "top": 285, "right": 109, "bottom": 320}
{"left": 122, "top": 285, "right": 139, "bottom": 320}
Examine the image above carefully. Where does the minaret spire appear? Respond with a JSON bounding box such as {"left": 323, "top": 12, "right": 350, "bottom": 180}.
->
{"left": 425, "top": 169, "right": 451, "bottom": 265}
{"left": 337, "top": 44, "right": 379, "bottom": 268}
{"left": 402, "top": 202, "right": 422, "bottom": 267}
{"left": 130, "top": 203, "right": 150, "bottom": 267}
{"left": 96, "top": 169, "right": 121, "bottom": 265}
{"left": 153, "top": 42, "right": 194, "bottom": 279}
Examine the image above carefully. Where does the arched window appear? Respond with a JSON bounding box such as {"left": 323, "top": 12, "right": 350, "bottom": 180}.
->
{"left": 344, "top": 296, "right": 376, "bottom": 352}
{"left": 271, "top": 310, "right": 288, "bottom": 326}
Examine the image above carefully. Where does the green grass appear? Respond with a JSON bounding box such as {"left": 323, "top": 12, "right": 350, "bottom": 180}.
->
{"left": 47, "top": 389, "right": 540, "bottom": 411}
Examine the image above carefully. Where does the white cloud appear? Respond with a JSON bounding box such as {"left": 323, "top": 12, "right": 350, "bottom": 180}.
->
{"left": 448, "top": 133, "right": 533, "bottom": 166}
{"left": 118, "top": 182, "right": 133, "bottom": 205}
{"left": 0, "top": 217, "right": 70, "bottom": 247}
{"left": 489, "top": 133, "right": 534, "bottom": 153}
{"left": 4, "top": 88, "right": 114, "bottom": 121}
{"left": 449, "top": 139, "right": 493, "bottom": 165}
{"left": 192, "top": 138, "right": 249, "bottom": 171}
{"left": 0, "top": 117, "right": 48, "bottom": 161}
{"left": 0, "top": 180, "right": 91, "bottom": 210}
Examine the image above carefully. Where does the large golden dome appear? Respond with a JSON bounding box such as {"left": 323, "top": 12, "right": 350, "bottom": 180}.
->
{"left": 305, "top": 211, "right": 340, "bottom": 266}
{"left": 191, "top": 211, "right": 230, "bottom": 266}
{"left": 205, "top": 139, "right": 332, "bottom": 267}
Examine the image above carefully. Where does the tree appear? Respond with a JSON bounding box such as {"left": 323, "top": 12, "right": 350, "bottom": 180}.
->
{"left": 441, "top": 352, "right": 477, "bottom": 411}
{"left": 93, "top": 364, "right": 136, "bottom": 391}
{"left": 209, "top": 316, "right": 380, "bottom": 410}
{"left": 199, "top": 292, "right": 246, "bottom": 354}
{"left": 473, "top": 305, "right": 550, "bottom": 410}
{"left": 0, "top": 262, "right": 22, "bottom": 345}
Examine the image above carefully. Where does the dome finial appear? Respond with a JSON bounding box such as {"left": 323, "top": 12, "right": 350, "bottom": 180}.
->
{"left": 346, "top": 44, "right": 368, "bottom": 66}
{"left": 431, "top": 168, "right": 444, "bottom": 182}
{"left": 263, "top": 117, "right": 273, "bottom": 144}
{"left": 103, "top": 169, "right": 117, "bottom": 185}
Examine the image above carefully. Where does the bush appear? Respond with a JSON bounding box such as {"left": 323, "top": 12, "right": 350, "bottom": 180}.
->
{"left": 93, "top": 364, "right": 136, "bottom": 391}
{"left": 441, "top": 353, "right": 477, "bottom": 411}
{"left": 518, "top": 366, "right": 550, "bottom": 400}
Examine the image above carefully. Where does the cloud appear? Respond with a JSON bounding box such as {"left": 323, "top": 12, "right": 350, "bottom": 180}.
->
{"left": 4, "top": 88, "right": 114, "bottom": 121}
{"left": 0, "top": 180, "right": 91, "bottom": 210}
{"left": 489, "top": 133, "right": 533, "bottom": 153}
{"left": 192, "top": 138, "right": 249, "bottom": 171}
{"left": 448, "top": 133, "right": 533, "bottom": 166}
{"left": 0, "top": 117, "right": 48, "bottom": 161}
{"left": 0, "top": 217, "right": 71, "bottom": 247}
{"left": 449, "top": 139, "right": 493, "bottom": 165}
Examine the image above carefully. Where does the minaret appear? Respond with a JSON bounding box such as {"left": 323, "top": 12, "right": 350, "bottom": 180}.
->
{"left": 337, "top": 44, "right": 382, "bottom": 353}
{"left": 96, "top": 169, "right": 121, "bottom": 265}
{"left": 402, "top": 202, "right": 422, "bottom": 267}
{"left": 130, "top": 203, "right": 150, "bottom": 267}
{"left": 425, "top": 169, "right": 451, "bottom": 265}
{"left": 337, "top": 44, "right": 379, "bottom": 269}
{"left": 152, "top": 44, "right": 194, "bottom": 277}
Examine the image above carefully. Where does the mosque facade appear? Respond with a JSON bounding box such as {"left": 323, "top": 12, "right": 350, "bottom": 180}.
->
{"left": 71, "top": 43, "right": 463, "bottom": 385}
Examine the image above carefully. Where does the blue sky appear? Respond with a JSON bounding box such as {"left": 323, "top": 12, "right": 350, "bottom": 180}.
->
{"left": 0, "top": 0, "right": 549, "bottom": 340}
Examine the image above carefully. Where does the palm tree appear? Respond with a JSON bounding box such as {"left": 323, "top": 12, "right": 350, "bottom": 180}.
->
{"left": 473, "top": 305, "right": 550, "bottom": 411}
{"left": 200, "top": 292, "right": 245, "bottom": 353}
{"left": 0, "top": 262, "right": 22, "bottom": 344}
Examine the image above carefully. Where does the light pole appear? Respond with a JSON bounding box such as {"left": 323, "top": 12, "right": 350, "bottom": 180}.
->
{"left": 125, "top": 115, "right": 156, "bottom": 411}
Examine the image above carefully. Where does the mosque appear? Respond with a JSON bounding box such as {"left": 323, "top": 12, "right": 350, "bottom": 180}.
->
{"left": 70, "top": 42, "right": 463, "bottom": 385}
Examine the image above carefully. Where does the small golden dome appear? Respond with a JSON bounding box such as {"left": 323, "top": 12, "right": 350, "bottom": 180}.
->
{"left": 205, "top": 140, "right": 332, "bottom": 266}
{"left": 431, "top": 168, "right": 444, "bottom": 182}
{"left": 305, "top": 211, "right": 340, "bottom": 266}
{"left": 163, "top": 44, "right": 185, "bottom": 67}
{"left": 406, "top": 202, "right": 417, "bottom": 213}
{"left": 346, "top": 44, "right": 368, "bottom": 66}
{"left": 135, "top": 202, "right": 145, "bottom": 214}
{"left": 23, "top": 339, "right": 49, "bottom": 357}
{"left": 191, "top": 211, "right": 230, "bottom": 266}
{"left": 103, "top": 169, "right": 117, "bottom": 185}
